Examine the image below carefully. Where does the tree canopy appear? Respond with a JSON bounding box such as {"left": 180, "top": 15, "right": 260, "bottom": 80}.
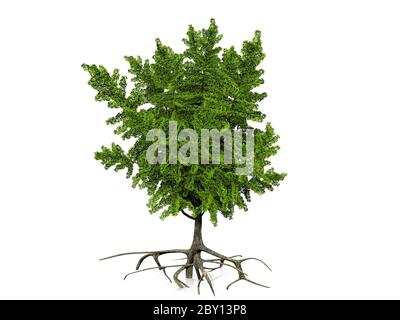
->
{"left": 82, "top": 19, "right": 286, "bottom": 225}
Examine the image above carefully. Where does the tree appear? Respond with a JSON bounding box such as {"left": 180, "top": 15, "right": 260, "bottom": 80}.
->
{"left": 82, "top": 19, "right": 286, "bottom": 294}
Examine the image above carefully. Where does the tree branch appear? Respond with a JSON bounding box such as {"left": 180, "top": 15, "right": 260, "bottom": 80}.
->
{"left": 181, "top": 210, "right": 195, "bottom": 220}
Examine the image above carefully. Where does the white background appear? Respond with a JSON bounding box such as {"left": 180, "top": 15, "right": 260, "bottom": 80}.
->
{"left": 1, "top": 0, "right": 399, "bottom": 300}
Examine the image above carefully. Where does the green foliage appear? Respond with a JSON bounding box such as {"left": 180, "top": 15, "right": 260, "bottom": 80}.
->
{"left": 82, "top": 19, "right": 286, "bottom": 225}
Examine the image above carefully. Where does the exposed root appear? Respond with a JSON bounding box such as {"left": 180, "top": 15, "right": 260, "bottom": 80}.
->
{"left": 153, "top": 255, "right": 171, "bottom": 282}
{"left": 101, "top": 247, "right": 271, "bottom": 295}
{"left": 194, "top": 253, "right": 215, "bottom": 295}
{"left": 203, "top": 255, "right": 243, "bottom": 262}
{"left": 124, "top": 264, "right": 186, "bottom": 280}
{"left": 173, "top": 265, "right": 191, "bottom": 288}
{"left": 205, "top": 260, "right": 248, "bottom": 275}
{"left": 197, "top": 275, "right": 204, "bottom": 295}
{"left": 100, "top": 249, "right": 187, "bottom": 261}
{"left": 226, "top": 277, "right": 270, "bottom": 290}
{"left": 240, "top": 257, "right": 272, "bottom": 272}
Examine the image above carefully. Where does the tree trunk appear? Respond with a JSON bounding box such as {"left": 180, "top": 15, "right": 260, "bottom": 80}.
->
{"left": 185, "top": 215, "right": 203, "bottom": 278}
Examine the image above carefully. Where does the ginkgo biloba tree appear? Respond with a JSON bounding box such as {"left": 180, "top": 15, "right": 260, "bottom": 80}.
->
{"left": 82, "top": 19, "right": 286, "bottom": 294}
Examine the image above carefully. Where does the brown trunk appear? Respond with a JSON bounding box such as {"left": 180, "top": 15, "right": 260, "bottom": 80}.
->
{"left": 185, "top": 215, "right": 203, "bottom": 278}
